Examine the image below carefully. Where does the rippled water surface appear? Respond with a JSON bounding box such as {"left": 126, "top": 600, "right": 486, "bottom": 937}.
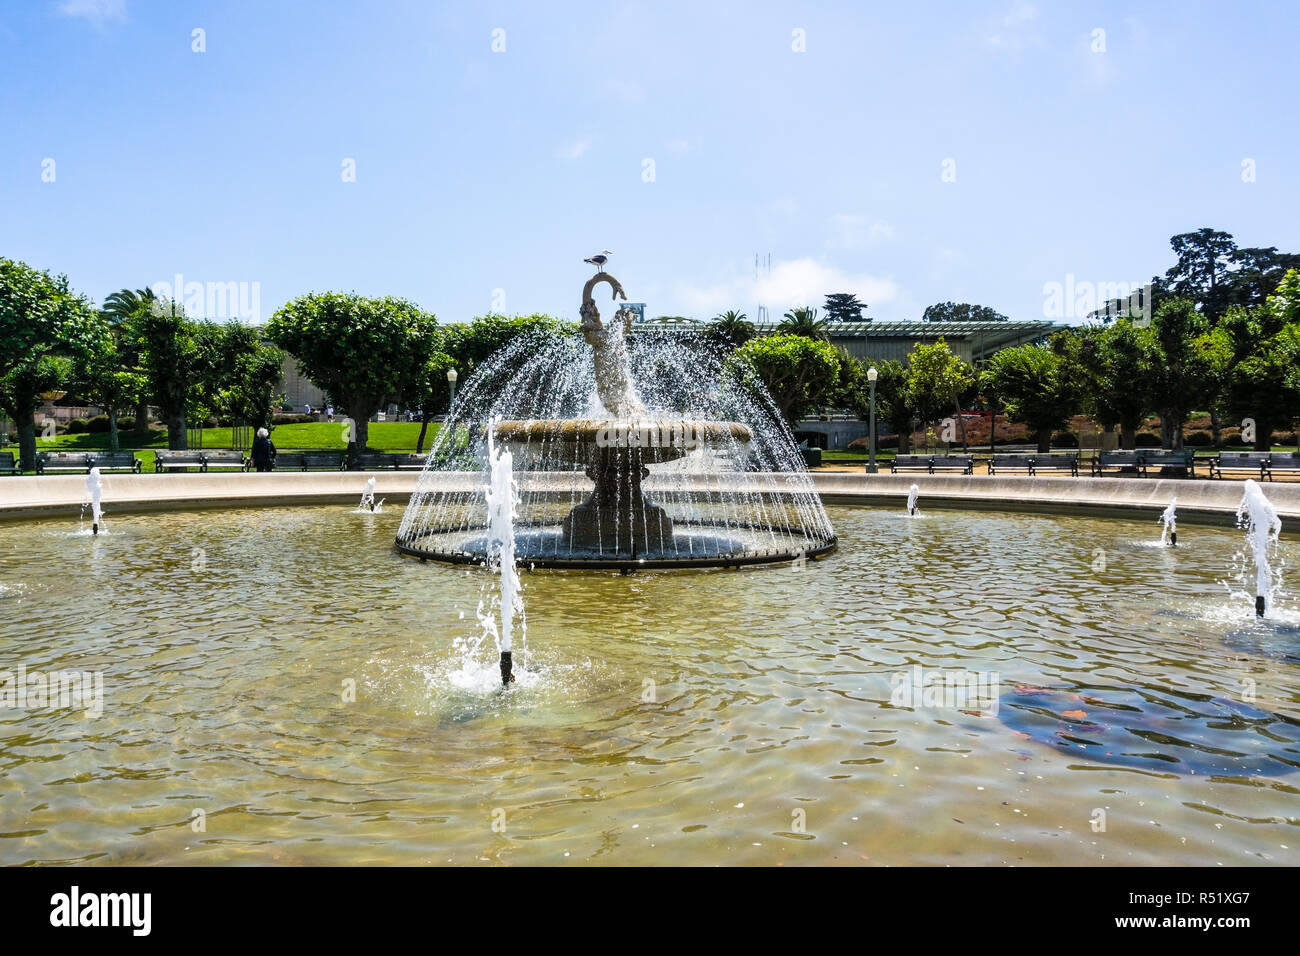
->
{"left": 1, "top": 504, "right": 1298, "bottom": 865}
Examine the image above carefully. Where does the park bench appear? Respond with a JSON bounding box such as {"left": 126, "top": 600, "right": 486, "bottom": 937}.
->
{"left": 198, "top": 450, "right": 250, "bottom": 471}
{"left": 889, "top": 454, "right": 933, "bottom": 473}
{"left": 349, "top": 452, "right": 396, "bottom": 470}
{"left": 987, "top": 454, "right": 1034, "bottom": 475}
{"left": 154, "top": 450, "right": 219, "bottom": 472}
{"left": 85, "top": 451, "right": 141, "bottom": 473}
{"left": 35, "top": 451, "right": 92, "bottom": 474}
{"left": 0, "top": 451, "right": 18, "bottom": 475}
{"left": 390, "top": 453, "right": 429, "bottom": 470}
{"left": 1208, "top": 452, "right": 1269, "bottom": 480}
{"left": 1090, "top": 451, "right": 1142, "bottom": 476}
{"left": 1030, "top": 453, "right": 1080, "bottom": 476}
{"left": 930, "top": 454, "right": 975, "bottom": 475}
{"left": 254, "top": 451, "right": 344, "bottom": 471}
{"left": 1140, "top": 450, "right": 1196, "bottom": 478}
{"left": 1265, "top": 452, "right": 1300, "bottom": 481}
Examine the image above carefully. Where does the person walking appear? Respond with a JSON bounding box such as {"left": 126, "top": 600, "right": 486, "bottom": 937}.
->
{"left": 250, "top": 427, "right": 276, "bottom": 472}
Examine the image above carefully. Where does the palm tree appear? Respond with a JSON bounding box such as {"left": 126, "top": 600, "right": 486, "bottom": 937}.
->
{"left": 708, "top": 310, "right": 756, "bottom": 348}
{"left": 779, "top": 306, "right": 829, "bottom": 340}
{"left": 102, "top": 287, "right": 157, "bottom": 324}
{"left": 102, "top": 288, "right": 157, "bottom": 434}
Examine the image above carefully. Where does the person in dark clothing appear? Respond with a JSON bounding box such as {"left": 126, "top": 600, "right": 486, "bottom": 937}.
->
{"left": 251, "top": 427, "right": 276, "bottom": 472}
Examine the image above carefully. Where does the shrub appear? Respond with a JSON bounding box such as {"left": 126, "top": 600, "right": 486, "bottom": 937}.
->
{"left": 273, "top": 413, "right": 315, "bottom": 425}
{"left": 1135, "top": 432, "right": 1162, "bottom": 447}
{"left": 116, "top": 417, "right": 134, "bottom": 430}
{"left": 1050, "top": 432, "right": 1079, "bottom": 448}
{"left": 85, "top": 415, "right": 112, "bottom": 433}
{"left": 879, "top": 434, "right": 899, "bottom": 449}
{"left": 1274, "top": 432, "right": 1297, "bottom": 445}
{"left": 66, "top": 418, "right": 90, "bottom": 434}
{"left": 1184, "top": 431, "right": 1214, "bottom": 447}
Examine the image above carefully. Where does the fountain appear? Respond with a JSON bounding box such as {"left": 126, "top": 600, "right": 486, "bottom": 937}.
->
{"left": 358, "top": 477, "right": 382, "bottom": 513}
{"left": 906, "top": 483, "right": 919, "bottom": 517}
{"left": 483, "top": 424, "right": 522, "bottom": 684}
{"left": 1237, "top": 480, "right": 1281, "bottom": 618}
{"left": 84, "top": 467, "right": 104, "bottom": 535}
{"left": 396, "top": 270, "right": 836, "bottom": 569}
{"left": 1159, "top": 497, "right": 1177, "bottom": 547}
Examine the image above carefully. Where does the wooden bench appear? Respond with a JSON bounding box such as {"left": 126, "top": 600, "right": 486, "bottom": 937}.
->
{"left": 347, "top": 452, "right": 430, "bottom": 470}
{"left": 267, "top": 451, "right": 346, "bottom": 471}
{"left": 198, "top": 450, "right": 250, "bottom": 471}
{"left": 390, "top": 453, "right": 429, "bottom": 470}
{"left": 1141, "top": 450, "right": 1196, "bottom": 478}
{"left": 930, "top": 454, "right": 975, "bottom": 475}
{"left": 987, "top": 454, "right": 1035, "bottom": 475}
{"left": 155, "top": 450, "right": 208, "bottom": 472}
{"left": 349, "top": 452, "right": 395, "bottom": 470}
{"left": 35, "top": 452, "right": 92, "bottom": 474}
{"left": 1265, "top": 452, "right": 1300, "bottom": 481}
{"left": 1090, "top": 451, "right": 1142, "bottom": 476}
{"left": 0, "top": 451, "right": 18, "bottom": 475}
{"left": 86, "top": 451, "right": 141, "bottom": 474}
{"left": 1031, "top": 453, "right": 1080, "bottom": 476}
{"left": 889, "top": 454, "right": 933, "bottom": 473}
{"left": 1209, "top": 452, "right": 1268, "bottom": 480}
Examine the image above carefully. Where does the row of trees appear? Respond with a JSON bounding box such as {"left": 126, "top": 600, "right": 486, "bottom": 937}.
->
{"left": 0, "top": 262, "right": 286, "bottom": 469}
{"left": 727, "top": 268, "right": 1300, "bottom": 453}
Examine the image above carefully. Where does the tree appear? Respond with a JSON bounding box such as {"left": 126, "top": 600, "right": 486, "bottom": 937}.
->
{"left": 70, "top": 313, "right": 146, "bottom": 454}
{"left": 981, "top": 344, "right": 1079, "bottom": 452}
{"left": 190, "top": 323, "right": 285, "bottom": 432}
{"left": 1079, "top": 320, "right": 1152, "bottom": 449}
{"left": 1142, "top": 297, "right": 1219, "bottom": 449}
{"left": 778, "top": 306, "right": 829, "bottom": 341}
{"left": 922, "top": 301, "right": 1009, "bottom": 323}
{"left": 0, "top": 259, "right": 104, "bottom": 469}
{"left": 102, "top": 287, "right": 158, "bottom": 436}
{"left": 1163, "top": 228, "right": 1238, "bottom": 320}
{"left": 126, "top": 298, "right": 201, "bottom": 450}
{"left": 840, "top": 357, "right": 914, "bottom": 451}
{"left": 407, "top": 343, "right": 458, "bottom": 453}
{"left": 441, "top": 313, "right": 572, "bottom": 372}
{"left": 824, "top": 293, "right": 868, "bottom": 323}
{"left": 905, "top": 339, "right": 975, "bottom": 449}
{"left": 707, "top": 310, "right": 757, "bottom": 348}
{"left": 728, "top": 334, "right": 842, "bottom": 426}
{"left": 266, "top": 292, "right": 440, "bottom": 458}
{"left": 1210, "top": 270, "right": 1300, "bottom": 450}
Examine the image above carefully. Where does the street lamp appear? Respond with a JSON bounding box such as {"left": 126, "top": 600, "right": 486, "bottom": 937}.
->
{"left": 446, "top": 368, "right": 458, "bottom": 411}
{"left": 865, "top": 366, "right": 879, "bottom": 474}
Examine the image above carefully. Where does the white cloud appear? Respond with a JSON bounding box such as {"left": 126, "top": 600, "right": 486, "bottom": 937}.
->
{"left": 57, "top": 0, "right": 126, "bottom": 21}
{"left": 984, "top": 1, "right": 1039, "bottom": 51}
{"left": 676, "top": 258, "right": 901, "bottom": 316}
{"left": 555, "top": 135, "right": 593, "bottom": 160}
{"left": 827, "top": 214, "right": 895, "bottom": 251}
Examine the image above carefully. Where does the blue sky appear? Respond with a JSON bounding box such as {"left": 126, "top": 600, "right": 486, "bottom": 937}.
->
{"left": 2, "top": 0, "right": 1297, "bottom": 326}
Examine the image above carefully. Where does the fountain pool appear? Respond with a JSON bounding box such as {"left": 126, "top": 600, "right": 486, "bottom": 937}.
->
{"left": 1, "top": 503, "right": 1297, "bottom": 866}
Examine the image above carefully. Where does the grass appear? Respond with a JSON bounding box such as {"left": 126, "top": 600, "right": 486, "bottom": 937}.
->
{"left": 3, "top": 422, "right": 440, "bottom": 472}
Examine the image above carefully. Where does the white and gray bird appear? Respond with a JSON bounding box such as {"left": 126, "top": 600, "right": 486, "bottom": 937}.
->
{"left": 584, "top": 249, "right": 613, "bottom": 272}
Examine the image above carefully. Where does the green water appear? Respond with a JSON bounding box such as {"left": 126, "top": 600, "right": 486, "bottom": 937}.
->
{"left": 0, "top": 504, "right": 1297, "bottom": 865}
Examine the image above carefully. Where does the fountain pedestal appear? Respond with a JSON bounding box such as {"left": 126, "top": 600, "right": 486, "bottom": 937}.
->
{"left": 561, "top": 448, "right": 673, "bottom": 554}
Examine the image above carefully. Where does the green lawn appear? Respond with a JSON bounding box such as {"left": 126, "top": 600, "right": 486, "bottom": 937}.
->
{"left": 5, "top": 422, "right": 440, "bottom": 472}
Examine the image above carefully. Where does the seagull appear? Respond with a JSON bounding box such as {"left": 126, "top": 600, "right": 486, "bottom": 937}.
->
{"left": 584, "top": 249, "right": 613, "bottom": 272}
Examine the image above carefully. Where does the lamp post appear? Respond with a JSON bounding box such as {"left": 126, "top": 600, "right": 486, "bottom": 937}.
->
{"left": 911, "top": 413, "right": 921, "bottom": 454}
{"left": 446, "top": 367, "right": 458, "bottom": 411}
{"left": 865, "top": 366, "right": 879, "bottom": 474}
